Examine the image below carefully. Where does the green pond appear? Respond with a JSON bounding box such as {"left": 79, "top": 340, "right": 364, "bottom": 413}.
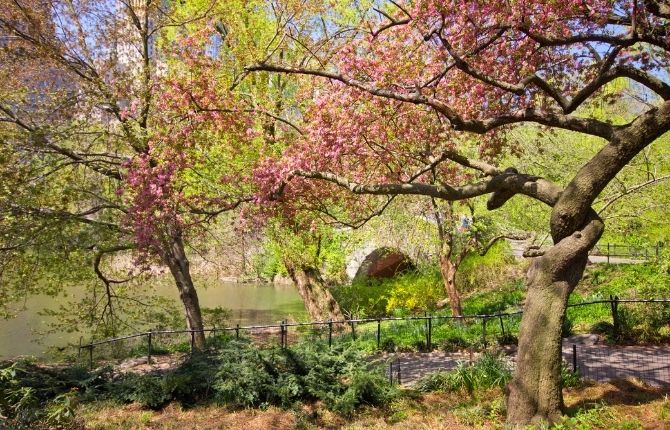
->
{"left": 0, "top": 279, "right": 306, "bottom": 359}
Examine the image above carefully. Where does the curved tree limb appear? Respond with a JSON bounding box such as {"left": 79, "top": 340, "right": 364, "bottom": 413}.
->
{"left": 288, "top": 167, "right": 562, "bottom": 209}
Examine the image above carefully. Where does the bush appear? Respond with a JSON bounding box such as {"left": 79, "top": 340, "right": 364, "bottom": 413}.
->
{"left": 0, "top": 360, "right": 104, "bottom": 429}
{"left": 333, "top": 269, "right": 444, "bottom": 318}
{"left": 334, "top": 242, "right": 521, "bottom": 319}
{"left": 439, "top": 333, "right": 469, "bottom": 352}
{"left": 496, "top": 333, "right": 518, "bottom": 346}
{"left": 104, "top": 340, "right": 397, "bottom": 414}
{"left": 561, "top": 363, "right": 582, "bottom": 388}
{"left": 2, "top": 340, "right": 398, "bottom": 423}
{"left": 562, "top": 317, "right": 574, "bottom": 337}
{"left": 414, "top": 352, "right": 511, "bottom": 395}
{"left": 380, "top": 339, "right": 397, "bottom": 352}
{"left": 107, "top": 374, "right": 172, "bottom": 409}
{"left": 210, "top": 341, "right": 281, "bottom": 407}
{"left": 330, "top": 370, "right": 396, "bottom": 415}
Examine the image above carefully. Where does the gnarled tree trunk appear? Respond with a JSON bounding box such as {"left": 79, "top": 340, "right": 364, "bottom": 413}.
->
{"left": 161, "top": 228, "right": 206, "bottom": 350}
{"left": 506, "top": 213, "right": 603, "bottom": 425}
{"left": 506, "top": 109, "right": 670, "bottom": 425}
{"left": 284, "top": 261, "right": 345, "bottom": 322}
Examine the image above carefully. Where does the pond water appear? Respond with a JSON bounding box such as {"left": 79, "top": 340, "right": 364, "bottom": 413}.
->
{"left": 0, "top": 279, "right": 306, "bottom": 359}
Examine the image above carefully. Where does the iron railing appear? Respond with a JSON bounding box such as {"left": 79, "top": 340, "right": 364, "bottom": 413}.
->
{"left": 76, "top": 297, "right": 670, "bottom": 369}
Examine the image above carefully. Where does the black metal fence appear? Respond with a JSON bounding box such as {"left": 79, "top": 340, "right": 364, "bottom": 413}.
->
{"left": 590, "top": 242, "right": 664, "bottom": 262}
{"left": 76, "top": 297, "right": 670, "bottom": 371}
{"left": 567, "top": 343, "right": 670, "bottom": 387}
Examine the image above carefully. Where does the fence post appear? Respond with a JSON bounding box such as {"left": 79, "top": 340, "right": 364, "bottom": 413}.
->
{"left": 499, "top": 315, "right": 505, "bottom": 337}
{"left": 350, "top": 320, "right": 356, "bottom": 341}
{"left": 147, "top": 332, "right": 152, "bottom": 364}
{"left": 396, "top": 359, "right": 402, "bottom": 385}
{"left": 235, "top": 324, "right": 240, "bottom": 340}
{"left": 572, "top": 344, "right": 577, "bottom": 373}
{"left": 427, "top": 315, "right": 432, "bottom": 351}
{"left": 607, "top": 243, "right": 610, "bottom": 264}
{"left": 377, "top": 319, "right": 381, "bottom": 350}
{"left": 88, "top": 345, "right": 93, "bottom": 370}
{"left": 328, "top": 320, "right": 333, "bottom": 348}
{"left": 482, "top": 317, "right": 487, "bottom": 348}
{"left": 281, "top": 320, "right": 286, "bottom": 348}
{"left": 610, "top": 295, "right": 620, "bottom": 340}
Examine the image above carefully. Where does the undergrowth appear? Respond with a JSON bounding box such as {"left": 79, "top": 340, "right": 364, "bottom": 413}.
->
{"left": 0, "top": 340, "right": 397, "bottom": 429}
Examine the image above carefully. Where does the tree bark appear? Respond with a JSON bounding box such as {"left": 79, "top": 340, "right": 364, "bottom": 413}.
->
{"left": 431, "top": 199, "right": 463, "bottom": 317}
{"left": 437, "top": 254, "right": 462, "bottom": 317}
{"left": 506, "top": 214, "right": 603, "bottom": 426}
{"left": 162, "top": 229, "right": 206, "bottom": 350}
{"left": 284, "top": 262, "right": 345, "bottom": 322}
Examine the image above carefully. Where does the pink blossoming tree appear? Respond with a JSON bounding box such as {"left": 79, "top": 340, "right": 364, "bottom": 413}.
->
{"left": 249, "top": 0, "right": 670, "bottom": 424}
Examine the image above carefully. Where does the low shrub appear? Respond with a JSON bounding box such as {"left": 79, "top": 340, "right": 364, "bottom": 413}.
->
{"left": 562, "top": 317, "right": 574, "bottom": 338}
{"left": 414, "top": 352, "right": 511, "bottom": 395}
{"left": 0, "top": 359, "right": 105, "bottom": 429}
{"left": 439, "top": 333, "right": 469, "bottom": 352}
{"left": 380, "top": 339, "right": 397, "bottom": 352}
{"left": 105, "top": 340, "right": 397, "bottom": 413}
{"left": 107, "top": 373, "right": 172, "bottom": 409}
{"left": 1, "top": 340, "right": 398, "bottom": 426}
{"left": 561, "top": 363, "right": 582, "bottom": 388}
{"left": 333, "top": 269, "right": 443, "bottom": 318}
{"left": 496, "top": 333, "right": 518, "bottom": 346}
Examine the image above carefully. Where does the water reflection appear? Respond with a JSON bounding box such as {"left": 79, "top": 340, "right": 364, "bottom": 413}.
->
{"left": 0, "top": 278, "right": 306, "bottom": 359}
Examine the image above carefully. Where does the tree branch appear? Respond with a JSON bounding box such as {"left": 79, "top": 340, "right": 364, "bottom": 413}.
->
{"left": 598, "top": 174, "right": 670, "bottom": 215}
{"left": 287, "top": 167, "right": 562, "bottom": 210}
{"left": 246, "top": 63, "right": 615, "bottom": 139}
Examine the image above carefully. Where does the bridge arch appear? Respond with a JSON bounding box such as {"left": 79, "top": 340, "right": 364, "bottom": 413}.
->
{"left": 347, "top": 246, "right": 416, "bottom": 283}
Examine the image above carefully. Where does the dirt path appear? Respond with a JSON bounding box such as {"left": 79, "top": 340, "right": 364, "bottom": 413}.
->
{"left": 382, "top": 338, "right": 670, "bottom": 387}
{"left": 564, "top": 343, "right": 670, "bottom": 387}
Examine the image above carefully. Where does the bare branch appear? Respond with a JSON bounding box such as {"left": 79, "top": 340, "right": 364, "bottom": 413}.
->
{"left": 479, "top": 232, "right": 531, "bottom": 256}
{"left": 598, "top": 174, "right": 670, "bottom": 215}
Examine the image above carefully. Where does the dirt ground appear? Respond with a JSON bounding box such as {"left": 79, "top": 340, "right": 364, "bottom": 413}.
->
{"left": 79, "top": 379, "right": 670, "bottom": 430}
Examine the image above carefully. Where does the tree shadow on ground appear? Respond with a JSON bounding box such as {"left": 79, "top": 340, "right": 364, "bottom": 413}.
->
{"left": 564, "top": 378, "right": 668, "bottom": 414}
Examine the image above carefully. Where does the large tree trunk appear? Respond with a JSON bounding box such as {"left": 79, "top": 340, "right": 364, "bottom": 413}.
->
{"left": 437, "top": 254, "right": 462, "bottom": 317}
{"left": 505, "top": 112, "right": 669, "bottom": 425}
{"left": 162, "top": 230, "right": 206, "bottom": 350}
{"left": 506, "top": 214, "right": 603, "bottom": 426}
{"left": 284, "top": 262, "right": 345, "bottom": 322}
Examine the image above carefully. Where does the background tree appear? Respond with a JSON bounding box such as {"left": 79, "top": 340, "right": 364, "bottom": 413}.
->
{"left": 261, "top": 220, "right": 346, "bottom": 321}
{"left": 0, "top": 0, "right": 256, "bottom": 348}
